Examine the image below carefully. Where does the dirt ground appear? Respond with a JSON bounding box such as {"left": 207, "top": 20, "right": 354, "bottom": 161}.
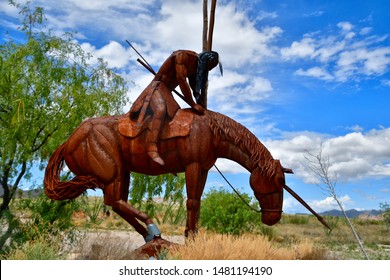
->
{"left": 68, "top": 229, "right": 185, "bottom": 259}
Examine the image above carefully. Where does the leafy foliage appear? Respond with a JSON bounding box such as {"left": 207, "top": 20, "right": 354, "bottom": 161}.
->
{"left": 21, "top": 193, "right": 79, "bottom": 234}
{"left": 79, "top": 195, "right": 104, "bottom": 226}
{"left": 0, "top": 193, "right": 80, "bottom": 258}
{"left": 129, "top": 173, "right": 186, "bottom": 221}
{"left": 200, "top": 188, "right": 261, "bottom": 235}
{"left": 0, "top": 1, "right": 128, "bottom": 256}
{"left": 0, "top": 1, "right": 128, "bottom": 214}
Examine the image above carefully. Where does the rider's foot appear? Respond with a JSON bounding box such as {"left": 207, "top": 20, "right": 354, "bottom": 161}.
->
{"left": 148, "top": 151, "right": 165, "bottom": 165}
{"left": 147, "top": 144, "right": 165, "bottom": 165}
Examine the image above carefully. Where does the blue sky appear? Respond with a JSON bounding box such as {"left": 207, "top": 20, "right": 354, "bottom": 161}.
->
{"left": 1, "top": 0, "right": 390, "bottom": 214}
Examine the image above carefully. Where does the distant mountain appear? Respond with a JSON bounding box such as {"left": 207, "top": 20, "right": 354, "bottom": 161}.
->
{"left": 0, "top": 187, "right": 42, "bottom": 198}
{"left": 319, "top": 209, "right": 382, "bottom": 218}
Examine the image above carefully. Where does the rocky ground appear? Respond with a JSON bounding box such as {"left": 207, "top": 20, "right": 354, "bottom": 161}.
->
{"left": 68, "top": 229, "right": 185, "bottom": 259}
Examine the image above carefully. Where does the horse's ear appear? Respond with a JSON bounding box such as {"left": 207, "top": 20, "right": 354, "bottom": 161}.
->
{"left": 282, "top": 167, "right": 294, "bottom": 174}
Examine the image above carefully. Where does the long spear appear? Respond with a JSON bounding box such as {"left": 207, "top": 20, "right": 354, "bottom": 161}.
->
{"left": 201, "top": 0, "right": 218, "bottom": 108}
{"left": 126, "top": 40, "right": 188, "bottom": 105}
{"left": 202, "top": 0, "right": 208, "bottom": 51}
{"left": 207, "top": 0, "right": 217, "bottom": 51}
{"left": 284, "top": 184, "right": 331, "bottom": 229}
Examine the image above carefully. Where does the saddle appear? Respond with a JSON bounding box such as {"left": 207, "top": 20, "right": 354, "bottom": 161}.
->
{"left": 118, "top": 109, "right": 194, "bottom": 139}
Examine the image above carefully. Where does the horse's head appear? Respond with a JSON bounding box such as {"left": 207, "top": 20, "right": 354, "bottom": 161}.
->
{"left": 250, "top": 160, "right": 292, "bottom": 226}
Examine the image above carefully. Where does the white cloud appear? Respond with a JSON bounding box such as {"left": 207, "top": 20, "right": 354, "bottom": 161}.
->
{"left": 255, "top": 11, "right": 278, "bottom": 21}
{"left": 360, "top": 27, "right": 372, "bottom": 35}
{"left": 336, "top": 47, "right": 390, "bottom": 78}
{"left": 10, "top": 0, "right": 283, "bottom": 119}
{"left": 0, "top": 1, "right": 20, "bottom": 17}
{"left": 283, "top": 194, "right": 353, "bottom": 213}
{"left": 382, "top": 79, "right": 390, "bottom": 86}
{"left": 280, "top": 20, "right": 390, "bottom": 82}
{"left": 346, "top": 125, "right": 364, "bottom": 132}
{"left": 207, "top": 69, "right": 273, "bottom": 117}
{"left": 212, "top": 159, "right": 247, "bottom": 175}
{"left": 81, "top": 41, "right": 131, "bottom": 69}
{"left": 337, "top": 21, "right": 353, "bottom": 32}
{"left": 295, "top": 67, "right": 333, "bottom": 81}
{"left": 282, "top": 197, "right": 301, "bottom": 213}
{"left": 310, "top": 195, "right": 352, "bottom": 212}
{"left": 14, "top": 0, "right": 282, "bottom": 70}
{"left": 303, "top": 11, "right": 325, "bottom": 17}
{"left": 266, "top": 128, "right": 390, "bottom": 184}
{"left": 281, "top": 37, "right": 316, "bottom": 59}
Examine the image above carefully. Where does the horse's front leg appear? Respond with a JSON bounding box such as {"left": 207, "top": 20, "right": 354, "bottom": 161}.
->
{"left": 185, "top": 163, "right": 208, "bottom": 237}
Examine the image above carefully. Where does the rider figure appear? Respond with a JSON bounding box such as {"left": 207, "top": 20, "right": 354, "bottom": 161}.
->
{"left": 130, "top": 50, "right": 222, "bottom": 165}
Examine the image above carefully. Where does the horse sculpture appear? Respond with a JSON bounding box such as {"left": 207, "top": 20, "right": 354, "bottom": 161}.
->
{"left": 44, "top": 108, "right": 326, "bottom": 248}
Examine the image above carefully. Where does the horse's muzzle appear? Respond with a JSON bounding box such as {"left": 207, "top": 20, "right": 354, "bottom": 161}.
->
{"left": 261, "top": 209, "right": 282, "bottom": 226}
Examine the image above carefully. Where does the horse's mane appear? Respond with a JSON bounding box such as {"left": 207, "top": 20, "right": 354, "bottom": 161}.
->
{"left": 206, "top": 110, "right": 274, "bottom": 171}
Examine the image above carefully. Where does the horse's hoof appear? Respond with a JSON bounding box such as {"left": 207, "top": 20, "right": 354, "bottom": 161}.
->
{"left": 145, "top": 224, "right": 161, "bottom": 242}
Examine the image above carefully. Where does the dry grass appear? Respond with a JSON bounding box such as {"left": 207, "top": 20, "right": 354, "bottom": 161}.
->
{"left": 166, "top": 230, "right": 326, "bottom": 260}
{"left": 275, "top": 214, "right": 390, "bottom": 259}
{"left": 7, "top": 196, "right": 388, "bottom": 260}
{"left": 68, "top": 207, "right": 389, "bottom": 260}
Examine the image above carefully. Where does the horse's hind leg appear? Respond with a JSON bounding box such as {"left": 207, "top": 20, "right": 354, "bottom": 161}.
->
{"left": 104, "top": 173, "right": 160, "bottom": 242}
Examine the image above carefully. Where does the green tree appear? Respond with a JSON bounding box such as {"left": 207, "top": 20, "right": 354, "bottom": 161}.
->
{"left": 200, "top": 188, "right": 261, "bottom": 235}
{"left": 0, "top": 192, "right": 80, "bottom": 258}
{"left": 0, "top": 1, "right": 128, "bottom": 216}
{"left": 129, "top": 173, "right": 186, "bottom": 221}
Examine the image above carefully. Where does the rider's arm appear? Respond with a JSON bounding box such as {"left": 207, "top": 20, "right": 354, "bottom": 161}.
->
{"left": 175, "top": 52, "right": 203, "bottom": 113}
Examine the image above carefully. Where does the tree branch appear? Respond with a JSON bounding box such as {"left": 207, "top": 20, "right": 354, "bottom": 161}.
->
{"left": 304, "top": 148, "right": 370, "bottom": 260}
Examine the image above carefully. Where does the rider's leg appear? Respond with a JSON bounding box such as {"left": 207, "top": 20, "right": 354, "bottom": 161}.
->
{"left": 147, "top": 91, "right": 166, "bottom": 165}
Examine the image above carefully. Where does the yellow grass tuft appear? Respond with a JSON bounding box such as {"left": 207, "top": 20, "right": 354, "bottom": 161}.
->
{"left": 167, "top": 230, "right": 325, "bottom": 260}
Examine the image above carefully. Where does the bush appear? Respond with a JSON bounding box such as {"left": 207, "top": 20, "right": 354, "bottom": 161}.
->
{"left": 200, "top": 188, "right": 262, "bottom": 235}
{"left": 284, "top": 215, "right": 309, "bottom": 225}
{"left": 3, "top": 235, "right": 62, "bottom": 260}
{"left": 380, "top": 202, "right": 390, "bottom": 230}
{"left": 1, "top": 192, "right": 80, "bottom": 259}
{"left": 24, "top": 193, "right": 78, "bottom": 230}
{"left": 79, "top": 195, "right": 104, "bottom": 226}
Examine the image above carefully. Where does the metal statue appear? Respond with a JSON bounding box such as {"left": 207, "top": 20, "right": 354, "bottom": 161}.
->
{"left": 44, "top": 108, "right": 294, "bottom": 242}
{"left": 44, "top": 0, "right": 330, "bottom": 258}
{"left": 129, "top": 50, "right": 222, "bottom": 166}
{"left": 44, "top": 46, "right": 329, "bottom": 256}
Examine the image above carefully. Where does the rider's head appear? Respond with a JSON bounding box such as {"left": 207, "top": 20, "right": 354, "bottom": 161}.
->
{"left": 198, "top": 51, "right": 222, "bottom": 74}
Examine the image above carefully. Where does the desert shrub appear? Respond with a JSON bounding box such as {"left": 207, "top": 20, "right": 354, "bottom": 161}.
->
{"left": 155, "top": 196, "right": 186, "bottom": 226}
{"left": 19, "top": 193, "right": 79, "bottom": 238}
{"left": 380, "top": 202, "right": 390, "bottom": 230}
{"left": 200, "top": 188, "right": 261, "bottom": 235}
{"left": 79, "top": 195, "right": 104, "bottom": 226}
{"left": 1, "top": 192, "right": 80, "bottom": 259}
{"left": 2, "top": 229, "right": 63, "bottom": 260}
{"left": 283, "top": 215, "right": 309, "bottom": 225}
{"left": 130, "top": 173, "right": 186, "bottom": 222}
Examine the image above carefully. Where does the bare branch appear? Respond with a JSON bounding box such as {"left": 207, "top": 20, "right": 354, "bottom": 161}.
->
{"left": 304, "top": 147, "right": 370, "bottom": 260}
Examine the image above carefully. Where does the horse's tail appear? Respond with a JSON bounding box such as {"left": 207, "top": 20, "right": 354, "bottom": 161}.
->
{"left": 44, "top": 143, "right": 104, "bottom": 200}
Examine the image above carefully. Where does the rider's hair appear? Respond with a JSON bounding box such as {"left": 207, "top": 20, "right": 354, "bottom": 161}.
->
{"left": 195, "top": 51, "right": 219, "bottom": 104}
